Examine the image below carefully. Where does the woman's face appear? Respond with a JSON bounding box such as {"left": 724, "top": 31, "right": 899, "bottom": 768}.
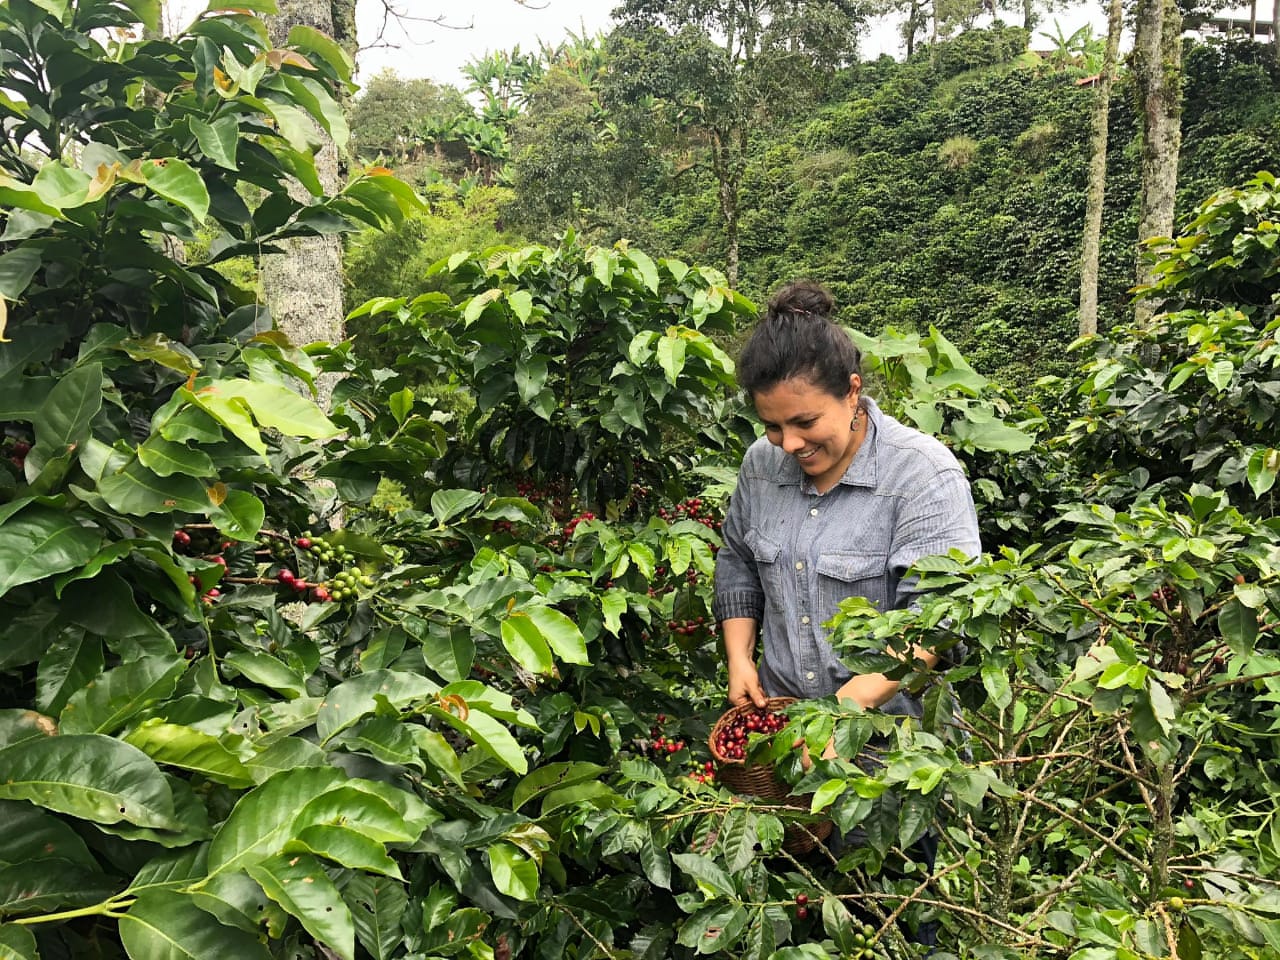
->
{"left": 752, "top": 374, "right": 862, "bottom": 491}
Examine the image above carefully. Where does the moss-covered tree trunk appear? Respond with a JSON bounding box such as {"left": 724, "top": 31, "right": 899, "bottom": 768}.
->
{"left": 1132, "top": 0, "right": 1183, "bottom": 325}
{"left": 1077, "top": 0, "right": 1124, "bottom": 336}
{"left": 262, "top": 0, "right": 355, "bottom": 408}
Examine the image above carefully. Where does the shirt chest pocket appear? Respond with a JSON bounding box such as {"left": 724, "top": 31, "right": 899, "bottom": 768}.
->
{"left": 746, "top": 531, "right": 786, "bottom": 596}
{"left": 816, "top": 552, "right": 890, "bottom": 616}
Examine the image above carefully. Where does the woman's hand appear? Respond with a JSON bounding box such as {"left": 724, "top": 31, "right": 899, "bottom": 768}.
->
{"left": 727, "top": 660, "right": 768, "bottom": 709}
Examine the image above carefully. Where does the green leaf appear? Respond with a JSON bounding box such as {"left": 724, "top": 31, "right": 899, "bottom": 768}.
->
{"left": 286, "top": 824, "right": 403, "bottom": 878}
{"left": 500, "top": 612, "right": 554, "bottom": 674}
{"left": 508, "top": 289, "right": 534, "bottom": 321}
{"left": 209, "top": 489, "right": 265, "bottom": 542}
{"left": 137, "top": 437, "right": 216, "bottom": 478}
{"left": 315, "top": 670, "right": 438, "bottom": 744}
{"left": 97, "top": 461, "right": 212, "bottom": 516}
{"left": 221, "top": 650, "right": 308, "bottom": 700}
{"left": 671, "top": 852, "right": 735, "bottom": 897}
{"left": 0, "top": 923, "right": 38, "bottom": 959}
{"left": 0, "top": 734, "right": 178, "bottom": 829}
{"left": 388, "top": 387, "right": 414, "bottom": 425}
{"left": 0, "top": 505, "right": 103, "bottom": 599}
{"left": 418, "top": 625, "right": 475, "bottom": 684}
{"left": 287, "top": 24, "right": 355, "bottom": 80}
{"left": 512, "top": 761, "right": 607, "bottom": 812}
{"left": 206, "top": 767, "right": 345, "bottom": 878}
{"left": 59, "top": 655, "right": 188, "bottom": 735}
{"left": 0, "top": 247, "right": 41, "bottom": 300}
{"left": 810, "top": 778, "right": 846, "bottom": 814}
{"left": 28, "top": 362, "right": 102, "bottom": 479}
{"left": 627, "top": 248, "right": 660, "bottom": 293}
{"left": 0, "top": 858, "right": 117, "bottom": 915}
{"left": 124, "top": 718, "right": 255, "bottom": 788}
{"left": 1247, "top": 447, "right": 1278, "bottom": 497}
{"left": 523, "top": 605, "right": 590, "bottom": 666}
{"left": 141, "top": 159, "right": 210, "bottom": 222}
{"left": 120, "top": 890, "right": 274, "bottom": 960}
{"left": 189, "top": 116, "right": 239, "bottom": 170}
{"left": 294, "top": 786, "right": 417, "bottom": 845}
{"left": 0, "top": 798, "right": 96, "bottom": 865}
{"left": 342, "top": 874, "right": 407, "bottom": 960}
{"left": 488, "top": 842, "right": 539, "bottom": 901}
{"left": 656, "top": 332, "right": 687, "bottom": 385}
{"left": 515, "top": 356, "right": 549, "bottom": 406}
{"left": 426, "top": 705, "right": 528, "bottom": 774}
{"left": 1217, "top": 597, "right": 1258, "bottom": 656}
{"left": 430, "top": 488, "right": 484, "bottom": 524}
{"left": 980, "top": 661, "right": 1012, "bottom": 709}
{"left": 207, "top": 379, "right": 339, "bottom": 440}
{"left": 247, "top": 852, "right": 355, "bottom": 960}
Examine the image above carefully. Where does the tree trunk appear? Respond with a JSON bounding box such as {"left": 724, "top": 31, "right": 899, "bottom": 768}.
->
{"left": 1131, "top": 0, "right": 1183, "bottom": 324}
{"left": 1023, "top": 0, "right": 1035, "bottom": 32}
{"left": 1077, "top": 0, "right": 1124, "bottom": 336}
{"left": 262, "top": 0, "right": 351, "bottom": 409}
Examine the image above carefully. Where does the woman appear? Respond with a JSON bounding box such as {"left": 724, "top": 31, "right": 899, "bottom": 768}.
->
{"left": 713, "top": 283, "right": 980, "bottom": 937}
{"left": 714, "top": 280, "right": 981, "bottom": 720}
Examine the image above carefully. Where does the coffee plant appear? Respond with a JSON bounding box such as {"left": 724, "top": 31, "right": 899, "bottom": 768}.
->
{"left": 2, "top": 3, "right": 1280, "bottom": 959}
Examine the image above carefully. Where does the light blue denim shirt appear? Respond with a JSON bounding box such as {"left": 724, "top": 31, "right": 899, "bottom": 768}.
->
{"left": 712, "top": 397, "right": 981, "bottom": 719}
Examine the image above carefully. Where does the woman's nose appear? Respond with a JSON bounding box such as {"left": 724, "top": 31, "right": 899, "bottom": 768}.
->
{"left": 780, "top": 429, "right": 805, "bottom": 453}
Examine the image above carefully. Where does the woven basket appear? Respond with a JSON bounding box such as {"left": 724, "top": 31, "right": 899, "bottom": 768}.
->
{"left": 709, "top": 697, "right": 834, "bottom": 855}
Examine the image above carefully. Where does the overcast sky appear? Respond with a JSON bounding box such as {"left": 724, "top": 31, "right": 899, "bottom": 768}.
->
{"left": 173, "top": 0, "right": 1265, "bottom": 92}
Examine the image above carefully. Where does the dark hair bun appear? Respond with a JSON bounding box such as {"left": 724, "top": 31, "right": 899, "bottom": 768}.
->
{"left": 766, "top": 280, "right": 834, "bottom": 321}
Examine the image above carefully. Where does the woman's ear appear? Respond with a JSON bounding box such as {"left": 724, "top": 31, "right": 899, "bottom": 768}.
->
{"left": 848, "top": 373, "right": 862, "bottom": 401}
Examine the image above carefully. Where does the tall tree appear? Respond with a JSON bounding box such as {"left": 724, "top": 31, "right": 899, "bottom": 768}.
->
{"left": 1077, "top": 0, "right": 1124, "bottom": 336}
{"left": 262, "top": 0, "right": 356, "bottom": 406}
{"left": 608, "top": 0, "right": 864, "bottom": 286}
{"left": 1131, "top": 0, "right": 1183, "bottom": 322}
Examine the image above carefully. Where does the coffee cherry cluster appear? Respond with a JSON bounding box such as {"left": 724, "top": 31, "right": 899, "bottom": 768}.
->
{"left": 714, "top": 706, "right": 786, "bottom": 760}
{"left": 795, "top": 892, "right": 809, "bottom": 920}
{"left": 5, "top": 436, "right": 30, "bottom": 471}
{"left": 656, "top": 497, "right": 722, "bottom": 533}
{"left": 847, "top": 921, "right": 882, "bottom": 958}
{"left": 562, "top": 511, "right": 596, "bottom": 541}
{"left": 668, "top": 615, "right": 716, "bottom": 637}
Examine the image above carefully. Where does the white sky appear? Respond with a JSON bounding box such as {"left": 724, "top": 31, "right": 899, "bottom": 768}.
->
{"left": 170, "top": 1, "right": 1269, "bottom": 92}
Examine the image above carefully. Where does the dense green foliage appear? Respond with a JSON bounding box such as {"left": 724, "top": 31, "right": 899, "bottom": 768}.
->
{"left": 4, "top": 3, "right": 1280, "bottom": 960}
{"left": 352, "top": 27, "right": 1280, "bottom": 388}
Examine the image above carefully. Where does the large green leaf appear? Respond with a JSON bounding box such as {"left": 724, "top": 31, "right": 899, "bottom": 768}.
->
{"left": 487, "top": 842, "right": 539, "bottom": 901}
{"left": 124, "top": 718, "right": 255, "bottom": 788}
{"left": 209, "top": 488, "right": 265, "bottom": 542}
{"left": 59, "top": 656, "right": 188, "bottom": 735}
{"left": 0, "top": 247, "right": 41, "bottom": 300}
{"left": 315, "top": 670, "right": 438, "bottom": 744}
{"left": 98, "top": 460, "right": 213, "bottom": 516}
{"left": 0, "top": 734, "right": 178, "bottom": 829}
{"left": 430, "top": 488, "right": 484, "bottom": 524}
{"left": 293, "top": 786, "right": 417, "bottom": 845}
{"left": 120, "top": 891, "right": 272, "bottom": 960}
{"left": 0, "top": 858, "right": 117, "bottom": 916}
{"left": 141, "top": 158, "right": 210, "bottom": 222}
{"left": 137, "top": 436, "right": 216, "bottom": 478}
{"left": 206, "top": 767, "right": 344, "bottom": 878}
{"left": 0, "top": 923, "right": 38, "bottom": 959}
{"left": 341, "top": 874, "right": 407, "bottom": 960}
{"left": 0, "top": 799, "right": 95, "bottom": 866}
{"left": 0, "top": 505, "right": 103, "bottom": 599}
{"left": 247, "top": 852, "right": 355, "bottom": 960}
{"left": 499, "top": 613, "right": 553, "bottom": 675}
{"left": 512, "top": 761, "right": 607, "bottom": 812}
{"left": 284, "top": 824, "right": 402, "bottom": 878}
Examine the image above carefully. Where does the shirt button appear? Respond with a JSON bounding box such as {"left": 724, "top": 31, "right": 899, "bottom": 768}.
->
{"left": 809, "top": 508, "right": 818, "bottom": 516}
{"left": 801, "top": 616, "right": 810, "bottom": 625}
{"left": 795, "top": 561, "right": 804, "bottom": 570}
{"left": 806, "top": 671, "right": 815, "bottom": 681}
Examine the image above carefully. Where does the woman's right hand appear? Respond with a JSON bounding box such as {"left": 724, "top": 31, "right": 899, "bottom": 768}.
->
{"left": 728, "top": 661, "right": 768, "bottom": 709}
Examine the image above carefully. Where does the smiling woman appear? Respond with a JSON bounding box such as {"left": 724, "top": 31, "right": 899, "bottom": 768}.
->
{"left": 711, "top": 282, "right": 982, "bottom": 944}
